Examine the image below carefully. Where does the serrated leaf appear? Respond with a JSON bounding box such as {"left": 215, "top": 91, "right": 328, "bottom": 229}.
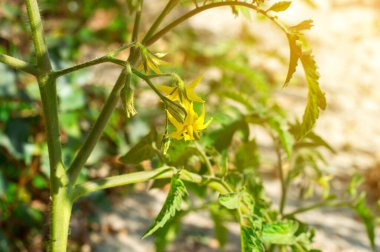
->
{"left": 299, "top": 52, "right": 326, "bottom": 138}
{"left": 290, "top": 20, "right": 314, "bottom": 32}
{"left": 262, "top": 220, "right": 299, "bottom": 245}
{"left": 219, "top": 193, "right": 241, "bottom": 209}
{"left": 241, "top": 225, "right": 265, "bottom": 252}
{"left": 267, "top": 1, "right": 292, "bottom": 12}
{"left": 284, "top": 34, "right": 302, "bottom": 86}
{"left": 353, "top": 195, "right": 377, "bottom": 251}
{"left": 154, "top": 214, "right": 182, "bottom": 252}
{"left": 119, "top": 130, "right": 158, "bottom": 164}
{"left": 143, "top": 176, "right": 188, "bottom": 238}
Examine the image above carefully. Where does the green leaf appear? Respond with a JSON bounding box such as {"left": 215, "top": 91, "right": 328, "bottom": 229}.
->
{"left": 353, "top": 195, "right": 377, "bottom": 250}
{"left": 267, "top": 1, "right": 292, "bottom": 12}
{"left": 143, "top": 175, "right": 188, "bottom": 238}
{"left": 348, "top": 174, "right": 364, "bottom": 197}
{"left": 120, "top": 130, "right": 158, "bottom": 164}
{"left": 154, "top": 214, "right": 182, "bottom": 252}
{"left": 290, "top": 20, "right": 314, "bottom": 32}
{"left": 241, "top": 225, "right": 265, "bottom": 252}
{"left": 299, "top": 52, "right": 327, "bottom": 138}
{"left": 262, "top": 220, "right": 299, "bottom": 245}
{"left": 219, "top": 193, "right": 241, "bottom": 210}
{"left": 207, "top": 119, "right": 249, "bottom": 151}
{"left": 235, "top": 140, "right": 260, "bottom": 171}
{"left": 284, "top": 34, "right": 302, "bottom": 86}
{"left": 165, "top": 140, "right": 198, "bottom": 166}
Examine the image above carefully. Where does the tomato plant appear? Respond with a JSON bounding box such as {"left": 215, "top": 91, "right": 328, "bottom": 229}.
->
{"left": 0, "top": 0, "right": 378, "bottom": 251}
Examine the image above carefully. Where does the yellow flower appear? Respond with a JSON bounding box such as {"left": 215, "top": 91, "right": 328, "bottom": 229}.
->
{"left": 158, "top": 74, "right": 204, "bottom": 103}
{"left": 167, "top": 101, "right": 212, "bottom": 141}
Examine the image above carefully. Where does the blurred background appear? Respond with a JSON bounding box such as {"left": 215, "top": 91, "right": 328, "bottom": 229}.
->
{"left": 0, "top": 0, "right": 379, "bottom": 251}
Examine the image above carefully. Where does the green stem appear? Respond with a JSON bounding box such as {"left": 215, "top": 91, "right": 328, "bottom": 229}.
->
{"left": 142, "top": 0, "right": 179, "bottom": 43}
{"left": 67, "top": 67, "right": 130, "bottom": 184}
{"left": 0, "top": 53, "right": 38, "bottom": 75}
{"left": 71, "top": 166, "right": 232, "bottom": 201}
{"left": 52, "top": 43, "right": 136, "bottom": 78}
{"left": 25, "top": 0, "right": 52, "bottom": 73}
{"left": 49, "top": 187, "right": 73, "bottom": 252}
{"left": 132, "top": 68, "right": 167, "bottom": 100}
{"left": 25, "top": 1, "right": 69, "bottom": 251}
{"left": 132, "top": 0, "right": 143, "bottom": 43}
{"left": 283, "top": 200, "right": 349, "bottom": 218}
{"left": 129, "top": 0, "right": 143, "bottom": 58}
{"left": 195, "top": 142, "right": 214, "bottom": 176}
{"left": 144, "top": 1, "right": 287, "bottom": 46}
{"left": 52, "top": 55, "right": 127, "bottom": 78}
{"left": 274, "top": 138, "right": 287, "bottom": 215}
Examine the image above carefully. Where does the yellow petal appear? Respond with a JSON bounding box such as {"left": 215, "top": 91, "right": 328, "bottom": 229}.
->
{"left": 188, "top": 74, "right": 203, "bottom": 89}
{"left": 186, "top": 74, "right": 204, "bottom": 102}
{"left": 187, "top": 89, "right": 204, "bottom": 103}
{"left": 157, "top": 85, "right": 176, "bottom": 95}
{"left": 169, "top": 131, "right": 183, "bottom": 140}
{"left": 167, "top": 111, "right": 183, "bottom": 131}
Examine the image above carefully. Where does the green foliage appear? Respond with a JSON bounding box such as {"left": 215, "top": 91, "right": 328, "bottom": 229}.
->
{"left": 300, "top": 52, "right": 327, "bottom": 138}
{"left": 120, "top": 129, "right": 160, "bottom": 165}
{"left": 143, "top": 175, "right": 188, "bottom": 238}
{"left": 266, "top": 1, "right": 292, "bottom": 12}
{"left": 262, "top": 220, "right": 299, "bottom": 245}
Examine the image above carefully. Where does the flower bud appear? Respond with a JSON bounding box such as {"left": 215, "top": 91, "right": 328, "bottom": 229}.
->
{"left": 164, "top": 98, "right": 187, "bottom": 123}
{"left": 121, "top": 65, "right": 137, "bottom": 118}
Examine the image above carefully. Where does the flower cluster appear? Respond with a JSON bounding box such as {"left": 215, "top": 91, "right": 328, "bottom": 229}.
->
{"left": 158, "top": 75, "right": 212, "bottom": 141}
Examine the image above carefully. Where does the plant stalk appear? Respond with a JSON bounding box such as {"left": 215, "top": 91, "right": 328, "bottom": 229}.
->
{"left": 0, "top": 54, "right": 38, "bottom": 75}
{"left": 67, "top": 67, "right": 129, "bottom": 184}
{"left": 71, "top": 166, "right": 232, "bottom": 201}
{"left": 25, "top": 1, "right": 70, "bottom": 251}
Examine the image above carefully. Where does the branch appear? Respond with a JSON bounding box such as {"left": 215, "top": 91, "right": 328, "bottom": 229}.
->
{"left": 144, "top": 1, "right": 287, "bottom": 46}
{"left": 67, "top": 67, "right": 130, "bottom": 184}
{"left": 0, "top": 53, "right": 38, "bottom": 75}
{"left": 71, "top": 166, "right": 232, "bottom": 201}
{"left": 195, "top": 142, "right": 214, "bottom": 176}
{"left": 283, "top": 200, "right": 349, "bottom": 218}
{"left": 132, "top": 0, "right": 143, "bottom": 43}
{"left": 25, "top": 0, "right": 52, "bottom": 74}
{"left": 52, "top": 56, "right": 127, "bottom": 78}
{"left": 52, "top": 43, "right": 135, "bottom": 78}
{"left": 142, "top": 0, "right": 180, "bottom": 43}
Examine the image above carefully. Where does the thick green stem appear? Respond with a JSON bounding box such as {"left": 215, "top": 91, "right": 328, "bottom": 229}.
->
{"left": 71, "top": 166, "right": 232, "bottom": 201}
{"left": 49, "top": 188, "right": 73, "bottom": 252}
{"left": 25, "top": 1, "right": 69, "bottom": 251}
{"left": 0, "top": 53, "right": 38, "bottom": 75}
{"left": 25, "top": 0, "right": 52, "bottom": 73}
